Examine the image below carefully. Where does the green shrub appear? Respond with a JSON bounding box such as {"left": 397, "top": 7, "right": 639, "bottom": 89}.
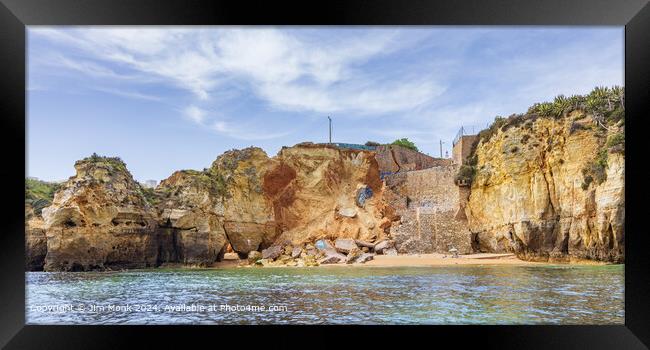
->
{"left": 76, "top": 153, "right": 127, "bottom": 173}
{"left": 455, "top": 164, "right": 476, "bottom": 185}
{"left": 581, "top": 149, "right": 608, "bottom": 189}
{"left": 25, "top": 178, "right": 60, "bottom": 202}
{"left": 391, "top": 138, "right": 418, "bottom": 151}
{"left": 139, "top": 186, "right": 159, "bottom": 205}
{"left": 364, "top": 141, "right": 381, "bottom": 147}
{"left": 464, "top": 86, "right": 624, "bottom": 191}
{"left": 25, "top": 178, "right": 61, "bottom": 215}
{"left": 476, "top": 116, "right": 506, "bottom": 146}
{"left": 607, "top": 133, "right": 625, "bottom": 149}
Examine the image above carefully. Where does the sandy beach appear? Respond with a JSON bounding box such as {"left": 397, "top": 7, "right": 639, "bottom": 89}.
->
{"left": 164, "top": 252, "right": 616, "bottom": 270}
{"left": 363, "top": 253, "right": 540, "bottom": 267}
{"left": 202, "top": 253, "right": 545, "bottom": 269}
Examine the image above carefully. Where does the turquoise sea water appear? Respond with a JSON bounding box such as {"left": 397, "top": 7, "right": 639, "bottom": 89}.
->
{"left": 26, "top": 264, "right": 624, "bottom": 325}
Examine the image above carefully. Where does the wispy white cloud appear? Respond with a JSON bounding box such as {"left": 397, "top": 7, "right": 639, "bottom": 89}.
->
{"left": 183, "top": 105, "right": 207, "bottom": 123}
{"left": 30, "top": 28, "right": 442, "bottom": 115}
{"left": 209, "top": 120, "right": 290, "bottom": 141}
{"left": 91, "top": 86, "right": 161, "bottom": 101}
{"left": 28, "top": 27, "right": 623, "bottom": 151}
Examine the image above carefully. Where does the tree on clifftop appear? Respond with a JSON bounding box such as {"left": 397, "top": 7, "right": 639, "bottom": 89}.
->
{"left": 391, "top": 138, "right": 419, "bottom": 151}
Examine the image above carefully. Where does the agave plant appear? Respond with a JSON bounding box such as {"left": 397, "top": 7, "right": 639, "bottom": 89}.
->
{"left": 611, "top": 85, "right": 624, "bottom": 109}
{"left": 534, "top": 102, "right": 555, "bottom": 117}
{"left": 568, "top": 95, "right": 585, "bottom": 110}
{"left": 552, "top": 95, "right": 572, "bottom": 117}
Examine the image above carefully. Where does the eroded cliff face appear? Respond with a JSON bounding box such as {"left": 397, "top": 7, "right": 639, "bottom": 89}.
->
{"left": 466, "top": 112, "right": 624, "bottom": 262}
{"left": 41, "top": 157, "right": 159, "bottom": 271}
{"left": 267, "top": 144, "right": 392, "bottom": 245}
{"left": 25, "top": 204, "right": 47, "bottom": 271}
{"left": 211, "top": 148, "right": 278, "bottom": 254}
{"left": 155, "top": 144, "right": 393, "bottom": 254}
{"left": 155, "top": 170, "right": 228, "bottom": 265}
{"left": 30, "top": 144, "right": 396, "bottom": 271}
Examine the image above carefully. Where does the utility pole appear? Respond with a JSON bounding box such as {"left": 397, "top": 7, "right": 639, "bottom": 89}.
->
{"left": 439, "top": 140, "right": 445, "bottom": 158}
{"left": 328, "top": 116, "right": 332, "bottom": 144}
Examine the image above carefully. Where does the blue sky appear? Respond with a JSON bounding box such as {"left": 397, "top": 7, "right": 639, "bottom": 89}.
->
{"left": 27, "top": 27, "right": 623, "bottom": 183}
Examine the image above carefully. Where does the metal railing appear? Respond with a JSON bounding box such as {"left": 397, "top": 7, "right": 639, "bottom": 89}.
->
{"left": 452, "top": 126, "right": 465, "bottom": 147}
{"left": 332, "top": 143, "right": 378, "bottom": 151}
{"left": 452, "top": 126, "right": 480, "bottom": 147}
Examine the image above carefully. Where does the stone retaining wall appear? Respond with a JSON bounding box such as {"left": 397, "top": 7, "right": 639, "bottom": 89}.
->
{"left": 375, "top": 145, "right": 451, "bottom": 173}
{"left": 386, "top": 166, "right": 472, "bottom": 254}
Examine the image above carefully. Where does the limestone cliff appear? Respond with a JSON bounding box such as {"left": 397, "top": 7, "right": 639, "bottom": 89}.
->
{"left": 29, "top": 143, "right": 397, "bottom": 271}
{"left": 25, "top": 178, "right": 60, "bottom": 270}
{"left": 25, "top": 203, "right": 47, "bottom": 271}
{"left": 466, "top": 107, "right": 624, "bottom": 263}
{"left": 267, "top": 143, "right": 392, "bottom": 245}
{"left": 155, "top": 169, "right": 228, "bottom": 265}
{"left": 210, "top": 147, "right": 278, "bottom": 254}
{"left": 155, "top": 143, "right": 393, "bottom": 254}
{"left": 41, "top": 155, "right": 159, "bottom": 271}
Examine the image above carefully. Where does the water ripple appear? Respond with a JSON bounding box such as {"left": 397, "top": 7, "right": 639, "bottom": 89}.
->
{"left": 26, "top": 265, "right": 624, "bottom": 325}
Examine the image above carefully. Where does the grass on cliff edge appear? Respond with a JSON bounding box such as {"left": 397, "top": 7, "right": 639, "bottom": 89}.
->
{"left": 76, "top": 152, "right": 128, "bottom": 174}
{"left": 153, "top": 168, "right": 228, "bottom": 204}
{"left": 25, "top": 178, "right": 61, "bottom": 215}
{"left": 391, "top": 138, "right": 419, "bottom": 152}
{"left": 455, "top": 86, "right": 625, "bottom": 187}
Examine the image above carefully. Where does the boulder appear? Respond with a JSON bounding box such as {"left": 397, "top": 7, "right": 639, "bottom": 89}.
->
{"left": 354, "top": 252, "right": 375, "bottom": 264}
{"left": 373, "top": 240, "right": 393, "bottom": 254}
{"left": 291, "top": 247, "right": 302, "bottom": 259}
{"left": 247, "top": 250, "right": 262, "bottom": 263}
{"left": 318, "top": 250, "right": 347, "bottom": 264}
{"left": 303, "top": 255, "right": 319, "bottom": 267}
{"left": 335, "top": 238, "right": 358, "bottom": 254}
{"left": 255, "top": 258, "right": 270, "bottom": 266}
{"left": 315, "top": 239, "right": 335, "bottom": 251}
{"left": 223, "top": 252, "right": 239, "bottom": 260}
{"left": 283, "top": 245, "right": 294, "bottom": 255}
{"left": 384, "top": 248, "right": 398, "bottom": 256}
{"left": 355, "top": 239, "right": 375, "bottom": 248}
{"left": 355, "top": 186, "right": 373, "bottom": 207}
{"left": 345, "top": 247, "right": 362, "bottom": 264}
{"left": 261, "top": 245, "right": 283, "bottom": 260}
{"left": 278, "top": 254, "right": 293, "bottom": 265}
{"left": 337, "top": 207, "right": 357, "bottom": 218}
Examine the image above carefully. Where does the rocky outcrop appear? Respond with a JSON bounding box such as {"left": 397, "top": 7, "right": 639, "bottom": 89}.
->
{"left": 28, "top": 143, "right": 398, "bottom": 271}
{"left": 266, "top": 143, "right": 393, "bottom": 245}
{"left": 466, "top": 111, "right": 624, "bottom": 263}
{"left": 41, "top": 156, "right": 159, "bottom": 271}
{"left": 25, "top": 178, "right": 61, "bottom": 270}
{"left": 155, "top": 170, "right": 229, "bottom": 265}
{"left": 211, "top": 148, "right": 278, "bottom": 254}
{"left": 25, "top": 204, "right": 47, "bottom": 271}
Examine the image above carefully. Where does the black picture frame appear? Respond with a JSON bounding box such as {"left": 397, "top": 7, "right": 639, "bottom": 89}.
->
{"left": 1, "top": 0, "right": 649, "bottom": 348}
